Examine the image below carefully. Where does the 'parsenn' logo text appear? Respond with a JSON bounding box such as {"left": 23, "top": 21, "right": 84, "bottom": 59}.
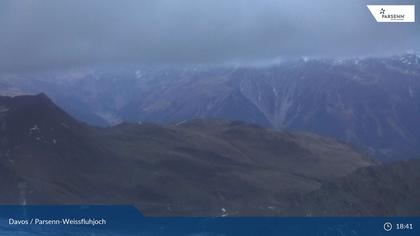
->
{"left": 367, "top": 5, "right": 415, "bottom": 23}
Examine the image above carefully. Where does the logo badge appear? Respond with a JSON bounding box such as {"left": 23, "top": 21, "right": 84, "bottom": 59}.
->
{"left": 367, "top": 5, "right": 415, "bottom": 22}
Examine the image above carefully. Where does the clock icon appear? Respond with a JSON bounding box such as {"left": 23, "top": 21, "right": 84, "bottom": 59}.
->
{"left": 384, "top": 222, "right": 393, "bottom": 232}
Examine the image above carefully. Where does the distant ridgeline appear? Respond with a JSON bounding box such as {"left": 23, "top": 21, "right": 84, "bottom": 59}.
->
{"left": 1, "top": 54, "right": 420, "bottom": 161}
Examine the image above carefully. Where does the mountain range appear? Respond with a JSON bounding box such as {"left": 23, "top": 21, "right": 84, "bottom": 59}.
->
{"left": 1, "top": 54, "right": 419, "bottom": 161}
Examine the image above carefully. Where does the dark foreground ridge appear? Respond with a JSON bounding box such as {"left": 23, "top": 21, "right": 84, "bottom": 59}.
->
{"left": 290, "top": 159, "right": 420, "bottom": 216}
{"left": 0, "top": 94, "right": 418, "bottom": 216}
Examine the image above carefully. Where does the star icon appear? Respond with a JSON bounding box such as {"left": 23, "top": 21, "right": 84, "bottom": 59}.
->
{"left": 380, "top": 8, "right": 385, "bottom": 14}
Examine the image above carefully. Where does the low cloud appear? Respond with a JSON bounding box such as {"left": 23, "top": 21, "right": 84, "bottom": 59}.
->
{"left": 0, "top": 0, "right": 419, "bottom": 72}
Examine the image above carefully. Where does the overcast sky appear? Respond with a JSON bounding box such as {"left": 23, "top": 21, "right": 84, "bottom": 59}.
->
{"left": 0, "top": 0, "right": 419, "bottom": 72}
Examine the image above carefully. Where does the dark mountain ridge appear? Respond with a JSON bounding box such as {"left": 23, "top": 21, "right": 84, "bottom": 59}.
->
{"left": 290, "top": 159, "right": 420, "bottom": 216}
{"left": 0, "top": 94, "right": 381, "bottom": 216}
{"left": 0, "top": 94, "right": 125, "bottom": 205}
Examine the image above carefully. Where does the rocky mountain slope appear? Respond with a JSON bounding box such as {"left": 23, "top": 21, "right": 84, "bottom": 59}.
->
{"left": 290, "top": 159, "right": 420, "bottom": 216}
{"left": 0, "top": 94, "right": 375, "bottom": 216}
